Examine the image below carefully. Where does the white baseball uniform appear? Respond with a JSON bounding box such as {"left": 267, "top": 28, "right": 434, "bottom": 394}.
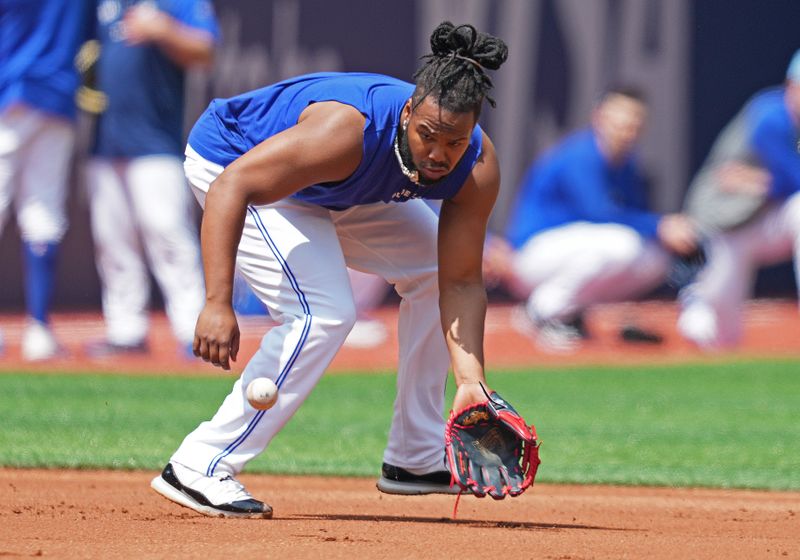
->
{"left": 174, "top": 146, "right": 450, "bottom": 475}
{"left": 166, "top": 72, "right": 487, "bottom": 477}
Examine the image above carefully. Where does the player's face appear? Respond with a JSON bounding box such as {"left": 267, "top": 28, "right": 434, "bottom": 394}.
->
{"left": 592, "top": 94, "right": 647, "bottom": 163}
{"left": 401, "top": 98, "right": 477, "bottom": 183}
{"left": 785, "top": 81, "right": 800, "bottom": 121}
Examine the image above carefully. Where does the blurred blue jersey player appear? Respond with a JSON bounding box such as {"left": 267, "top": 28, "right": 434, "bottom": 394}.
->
{"left": 501, "top": 86, "right": 698, "bottom": 350}
{"left": 678, "top": 50, "right": 800, "bottom": 349}
{"left": 83, "top": 0, "right": 218, "bottom": 359}
{"left": 0, "top": 0, "right": 94, "bottom": 360}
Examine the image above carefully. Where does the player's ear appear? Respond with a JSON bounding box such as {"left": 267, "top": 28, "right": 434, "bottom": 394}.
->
{"left": 401, "top": 99, "right": 412, "bottom": 125}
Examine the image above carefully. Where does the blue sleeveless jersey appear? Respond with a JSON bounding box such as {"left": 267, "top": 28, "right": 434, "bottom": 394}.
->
{"left": 187, "top": 72, "right": 483, "bottom": 210}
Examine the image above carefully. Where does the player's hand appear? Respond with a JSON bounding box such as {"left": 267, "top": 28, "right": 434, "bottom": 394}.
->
{"left": 193, "top": 301, "right": 240, "bottom": 371}
{"left": 122, "top": 4, "right": 170, "bottom": 45}
{"left": 452, "top": 381, "right": 492, "bottom": 412}
{"left": 716, "top": 162, "right": 770, "bottom": 196}
{"left": 657, "top": 213, "right": 699, "bottom": 256}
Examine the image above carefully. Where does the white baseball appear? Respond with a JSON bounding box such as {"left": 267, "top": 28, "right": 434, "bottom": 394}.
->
{"left": 246, "top": 378, "right": 279, "bottom": 410}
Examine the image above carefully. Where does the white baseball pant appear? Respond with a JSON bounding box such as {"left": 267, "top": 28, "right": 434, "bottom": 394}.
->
{"left": 171, "top": 146, "right": 450, "bottom": 477}
{"left": 512, "top": 222, "right": 671, "bottom": 321}
{"left": 86, "top": 155, "right": 205, "bottom": 346}
{"left": 678, "top": 193, "right": 800, "bottom": 348}
{"left": 0, "top": 104, "right": 74, "bottom": 243}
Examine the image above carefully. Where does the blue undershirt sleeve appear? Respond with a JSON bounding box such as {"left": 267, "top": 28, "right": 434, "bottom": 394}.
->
{"left": 751, "top": 116, "right": 800, "bottom": 199}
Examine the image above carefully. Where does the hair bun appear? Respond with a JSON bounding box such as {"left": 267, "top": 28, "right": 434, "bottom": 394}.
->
{"left": 429, "top": 21, "right": 508, "bottom": 71}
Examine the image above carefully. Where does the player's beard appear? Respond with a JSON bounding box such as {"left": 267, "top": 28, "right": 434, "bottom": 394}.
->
{"left": 397, "top": 124, "right": 441, "bottom": 186}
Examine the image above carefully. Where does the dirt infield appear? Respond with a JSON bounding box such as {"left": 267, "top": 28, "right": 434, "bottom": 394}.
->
{"left": 1, "top": 300, "right": 799, "bottom": 558}
{"left": 1, "top": 469, "right": 798, "bottom": 559}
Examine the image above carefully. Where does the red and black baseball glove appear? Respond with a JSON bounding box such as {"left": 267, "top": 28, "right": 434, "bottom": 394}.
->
{"left": 445, "top": 389, "right": 540, "bottom": 499}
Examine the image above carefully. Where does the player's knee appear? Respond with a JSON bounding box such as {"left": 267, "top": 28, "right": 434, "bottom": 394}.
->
{"left": 308, "top": 298, "right": 358, "bottom": 343}
{"left": 139, "top": 211, "right": 184, "bottom": 240}
{"left": 18, "top": 205, "right": 66, "bottom": 243}
{"left": 605, "top": 229, "right": 646, "bottom": 265}
{"left": 394, "top": 266, "right": 438, "bottom": 300}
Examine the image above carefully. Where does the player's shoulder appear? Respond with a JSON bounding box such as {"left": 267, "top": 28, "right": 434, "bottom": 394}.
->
{"left": 162, "top": 0, "right": 219, "bottom": 31}
{"left": 473, "top": 129, "right": 498, "bottom": 174}
{"left": 300, "top": 99, "right": 366, "bottom": 131}
{"left": 746, "top": 87, "right": 790, "bottom": 128}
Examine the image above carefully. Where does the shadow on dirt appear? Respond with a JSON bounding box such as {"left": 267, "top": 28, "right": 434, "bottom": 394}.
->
{"left": 289, "top": 513, "right": 633, "bottom": 531}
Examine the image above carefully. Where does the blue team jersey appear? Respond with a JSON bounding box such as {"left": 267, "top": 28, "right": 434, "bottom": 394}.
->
{"left": 745, "top": 88, "right": 800, "bottom": 199}
{"left": 0, "top": 0, "right": 94, "bottom": 119}
{"left": 187, "top": 72, "right": 484, "bottom": 210}
{"left": 505, "top": 129, "right": 660, "bottom": 249}
{"left": 92, "top": 0, "right": 219, "bottom": 157}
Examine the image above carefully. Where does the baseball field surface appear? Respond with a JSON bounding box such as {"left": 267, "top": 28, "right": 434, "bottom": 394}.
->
{"left": 1, "top": 301, "right": 798, "bottom": 558}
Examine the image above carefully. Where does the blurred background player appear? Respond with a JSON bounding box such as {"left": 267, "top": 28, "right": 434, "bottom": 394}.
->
{"left": 83, "top": 0, "right": 218, "bottom": 357}
{"left": 0, "top": 0, "right": 94, "bottom": 360}
{"left": 678, "top": 49, "right": 800, "bottom": 349}
{"left": 497, "top": 86, "right": 698, "bottom": 350}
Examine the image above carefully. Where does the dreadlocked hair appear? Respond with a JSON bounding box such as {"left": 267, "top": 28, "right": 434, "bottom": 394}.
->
{"left": 412, "top": 21, "right": 508, "bottom": 118}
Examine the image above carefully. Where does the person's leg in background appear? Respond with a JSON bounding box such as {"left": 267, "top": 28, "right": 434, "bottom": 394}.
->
{"left": 512, "top": 222, "right": 671, "bottom": 350}
{"left": 678, "top": 203, "right": 792, "bottom": 349}
{"left": 85, "top": 158, "right": 151, "bottom": 355}
{"left": 783, "top": 193, "right": 800, "bottom": 318}
{"left": 127, "top": 155, "right": 205, "bottom": 355}
{"left": 14, "top": 107, "right": 74, "bottom": 360}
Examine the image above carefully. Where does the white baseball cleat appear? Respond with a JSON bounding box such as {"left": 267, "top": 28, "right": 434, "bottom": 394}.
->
{"left": 21, "top": 320, "right": 63, "bottom": 361}
{"left": 510, "top": 305, "right": 585, "bottom": 352}
{"left": 677, "top": 302, "right": 722, "bottom": 350}
{"left": 151, "top": 462, "right": 272, "bottom": 519}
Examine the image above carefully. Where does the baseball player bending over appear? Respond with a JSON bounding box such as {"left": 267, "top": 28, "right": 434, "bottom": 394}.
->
{"left": 151, "top": 21, "right": 509, "bottom": 518}
{"left": 678, "top": 49, "right": 800, "bottom": 349}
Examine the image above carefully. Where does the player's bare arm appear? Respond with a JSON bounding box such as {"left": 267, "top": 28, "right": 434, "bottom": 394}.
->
{"left": 194, "top": 102, "right": 366, "bottom": 369}
{"left": 438, "top": 132, "right": 500, "bottom": 410}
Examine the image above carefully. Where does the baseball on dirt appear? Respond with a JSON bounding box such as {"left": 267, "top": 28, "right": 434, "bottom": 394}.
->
{"left": 246, "top": 378, "right": 279, "bottom": 410}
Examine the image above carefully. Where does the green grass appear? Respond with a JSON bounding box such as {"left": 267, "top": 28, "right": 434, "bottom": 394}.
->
{"left": 1, "top": 360, "right": 798, "bottom": 490}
